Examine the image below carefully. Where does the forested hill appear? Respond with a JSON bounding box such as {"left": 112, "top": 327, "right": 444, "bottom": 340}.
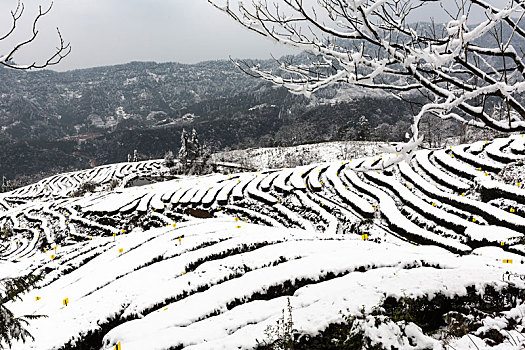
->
{"left": 0, "top": 60, "right": 415, "bottom": 181}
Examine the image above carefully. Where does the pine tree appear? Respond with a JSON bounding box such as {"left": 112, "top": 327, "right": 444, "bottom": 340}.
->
{"left": 355, "top": 115, "right": 370, "bottom": 141}
{"left": 200, "top": 143, "right": 213, "bottom": 174}
{"left": 133, "top": 150, "right": 138, "bottom": 162}
{"left": 178, "top": 129, "right": 189, "bottom": 167}
{"left": 0, "top": 177, "right": 7, "bottom": 193}
{"left": 0, "top": 274, "right": 45, "bottom": 349}
{"left": 189, "top": 128, "right": 201, "bottom": 161}
{"left": 163, "top": 150, "right": 175, "bottom": 168}
{"left": 0, "top": 225, "right": 45, "bottom": 349}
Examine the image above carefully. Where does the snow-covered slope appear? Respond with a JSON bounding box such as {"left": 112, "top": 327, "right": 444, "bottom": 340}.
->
{"left": 2, "top": 135, "right": 525, "bottom": 349}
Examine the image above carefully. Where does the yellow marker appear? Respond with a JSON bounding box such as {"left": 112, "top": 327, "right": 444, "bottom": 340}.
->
{"left": 53, "top": 246, "right": 57, "bottom": 250}
{"left": 121, "top": 229, "right": 125, "bottom": 233}
{"left": 451, "top": 154, "right": 455, "bottom": 158}
{"left": 178, "top": 237, "right": 182, "bottom": 243}
{"left": 44, "top": 249, "right": 47, "bottom": 252}
{"left": 432, "top": 203, "right": 436, "bottom": 206}
{"left": 236, "top": 225, "right": 241, "bottom": 228}
{"left": 115, "top": 341, "right": 121, "bottom": 350}
{"left": 503, "top": 259, "right": 513, "bottom": 264}
{"left": 501, "top": 242, "right": 505, "bottom": 246}
{"left": 510, "top": 208, "right": 515, "bottom": 213}
{"left": 72, "top": 236, "right": 75, "bottom": 239}
{"left": 63, "top": 298, "right": 69, "bottom": 306}
{"left": 173, "top": 223, "right": 176, "bottom": 227}
{"left": 461, "top": 193, "right": 465, "bottom": 196}
{"left": 89, "top": 237, "right": 92, "bottom": 240}
{"left": 35, "top": 296, "right": 41, "bottom": 301}
{"left": 113, "top": 233, "right": 116, "bottom": 237}
{"left": 478, "top": 167, "right": 482, "bottom": 171}
{"left": 235, "top": 217, "right": 239, "bottom": 222}
{"left": 361, "top": 234, "right": 368, "bottom": 240}
{"left": 164, "top": 307, "right": 168, "bottom": 311}
{"left": 373, "top": 206, "right": 377, "bottom": 210}
{"left": 485, "top": 173, "right": 489, "bottom": 176}
{"left": 119, "top": 248, "right": 123, "bottom": 254}
{"left": 518, "top": 183, "right": 521, "bottom": 187}
{"left": 472, "top": 218, "right": 477, "bottom": 222}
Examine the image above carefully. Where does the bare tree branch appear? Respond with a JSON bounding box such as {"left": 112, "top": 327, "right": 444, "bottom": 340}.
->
{"left": 0, "top": 1, "right": 71, "bottom": 70}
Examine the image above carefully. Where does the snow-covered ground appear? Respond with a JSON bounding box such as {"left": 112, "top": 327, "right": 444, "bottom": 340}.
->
{"left": 213, "top": 140, "right": 387, "bottom": 170}
{"left": 2, "top": 135, "right": 525, "bottom": 349}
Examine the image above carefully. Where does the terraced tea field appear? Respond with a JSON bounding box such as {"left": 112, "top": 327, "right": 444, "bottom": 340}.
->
{"left": 2, "top": 136, "right": 525, "bottom": 349}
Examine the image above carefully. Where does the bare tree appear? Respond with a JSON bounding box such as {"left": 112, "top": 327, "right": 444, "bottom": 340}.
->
{"left": 0, "top": 1, "right": 70, "bottom": 70}
{"left": 209, "top": 0, "right": 525, "bottom": 169}
{"left": 0, "top": 2, "right": 69, "bottom": 348}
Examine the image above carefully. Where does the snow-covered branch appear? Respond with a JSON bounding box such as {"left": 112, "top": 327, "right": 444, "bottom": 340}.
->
{"left": 210, "top": 0, "right": 525, "bottom": 168}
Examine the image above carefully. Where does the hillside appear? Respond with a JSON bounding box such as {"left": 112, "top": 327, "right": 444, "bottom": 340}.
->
{"left": 1, "top": 135, "right": 525, "bottom": 349}
{"left": 0, "top": 60, "right": 419, "bottom": 181}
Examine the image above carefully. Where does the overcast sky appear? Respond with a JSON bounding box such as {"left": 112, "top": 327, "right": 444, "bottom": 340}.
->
{"left": 0, "top": 0, "right": 495, "bottom": 72}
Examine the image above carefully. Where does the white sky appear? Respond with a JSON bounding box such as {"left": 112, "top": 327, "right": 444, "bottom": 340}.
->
{"left": 0, "top": 0, "right": 498, "bottom": 72}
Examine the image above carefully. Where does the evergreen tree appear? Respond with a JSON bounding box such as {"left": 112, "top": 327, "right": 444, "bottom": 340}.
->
{"left": 200, "top": 143, "right": 213, "bottom": 174}
{"left": 0, "top": 274, "right": 45, "bottom": 349}
{"left": 127, "top": 154, "right": 132, "bottom": 163}
{"left": 178, "top": 129, "right": 189, "bottom": 167}
{"left": 133, "top": 150, "right": 138, "bottom": 162}
{"left": 0, "top": 177, "right": 7, "bottom": 193}
{"left": 189, "top": 128, "right": 201, "bottom": 161}
{"left": 0, "top": 224, "right": 45, "bottom": 349}
{"left": 163, "top": 150, "right": 175, "bottom": 168}
{"left": 355, "top": 115, "right": 370, "bottom": 141}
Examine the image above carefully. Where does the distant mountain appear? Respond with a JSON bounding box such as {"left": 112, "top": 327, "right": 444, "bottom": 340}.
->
{"left": 0, "top": 60, "right": 416, "bottom": 180}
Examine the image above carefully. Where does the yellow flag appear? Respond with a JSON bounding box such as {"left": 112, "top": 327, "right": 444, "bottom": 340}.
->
{"left": 119, "top": 248, "right": 123, "bottom": 254}
{"left": 63, "top": 298, "right": 69, "bottom": 306}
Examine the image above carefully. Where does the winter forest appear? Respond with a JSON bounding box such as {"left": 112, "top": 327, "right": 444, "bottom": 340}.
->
{"left": 2, "top": 0, "right": 525, "bottom": 349}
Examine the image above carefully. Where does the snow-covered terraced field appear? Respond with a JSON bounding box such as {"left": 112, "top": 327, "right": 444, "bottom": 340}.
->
{"left": 3, "top": 135, "right": 525, "bottom": 349}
